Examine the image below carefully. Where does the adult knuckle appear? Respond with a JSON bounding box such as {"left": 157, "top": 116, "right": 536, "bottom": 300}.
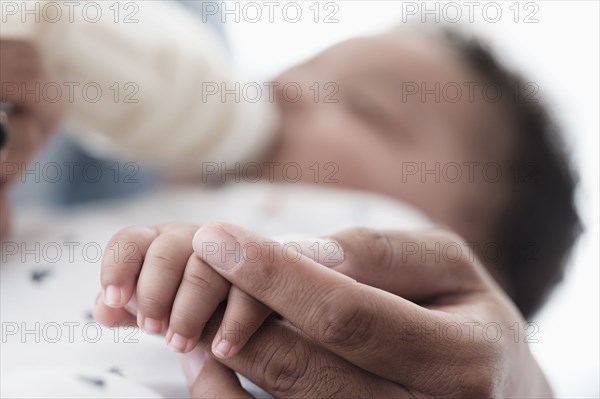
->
{"left": 317, "top": 291, "right": 375, "bottom": 352}
{"left": 259, "top": 339, "right": 313, "bottom": 395}
{"left": 354, "top": 227, "right": 397, "bottom": 272}
{"left": 348, "top": 227, "right": 385, "bottom": 247}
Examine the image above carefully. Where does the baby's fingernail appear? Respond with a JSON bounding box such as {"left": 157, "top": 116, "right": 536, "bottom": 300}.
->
{"left": 103, "top": 285, "right": 122, "bottom": 307}
{"left": 168, "top": 331, "right": 192, "bottom": 353}
{"left": 139, "top": 315, "right": 164, "bottom": 334}
{"left": 193, "top": 224, "right": 239, "bottom": 270}
{"left": 182, "top": 347, "right": 208, "bottom": 386}
{"left": 212, "top": 339, "right": 232, "bottom": 359}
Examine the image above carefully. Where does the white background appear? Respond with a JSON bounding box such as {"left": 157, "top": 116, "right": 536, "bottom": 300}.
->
{"left": 223, "top": 1, "right": 599, "bottom": 396}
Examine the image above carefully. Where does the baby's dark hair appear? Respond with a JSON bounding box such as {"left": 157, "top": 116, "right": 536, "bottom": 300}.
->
{"left": 440, "top": 29, "right": 582, "bottom": 319}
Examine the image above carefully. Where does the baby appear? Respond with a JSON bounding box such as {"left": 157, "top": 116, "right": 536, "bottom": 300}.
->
{"left": 93, "top": 27, "right": 580, "bottom": 362}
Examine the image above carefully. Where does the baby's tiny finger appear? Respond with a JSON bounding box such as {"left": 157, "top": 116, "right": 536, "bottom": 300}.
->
{"left": 101, "top": 226, "right": 159, "bottom": 308}
{"left": 212, "top": 287, "right": 272, "bottom": 359}
{"left": 167, "top": 254, "right": 230, "bottom": 353}
{"left": 136, "top": 228, "right": 196, "bottom": 335}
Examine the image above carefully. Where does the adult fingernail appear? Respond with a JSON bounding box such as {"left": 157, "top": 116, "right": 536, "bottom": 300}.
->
{"left": 193, "top": 224, "right": 240, "bottom": 270}
{"left": 286, "top": 237, "right": 345, "bottom": 267}
{"left": 182, "top": 347, "right": 209, "bottom": 386}
{"left": 103, "top": 285, "right": 122, "bottom": 307}
{"left": 212, "top": 339, "right": 232, "bottom": 359}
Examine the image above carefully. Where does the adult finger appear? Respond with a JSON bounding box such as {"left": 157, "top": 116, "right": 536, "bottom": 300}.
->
{"left": 192, "top": 223, "right": 455, "bottom": 387}
{"left": 207, "top": 237, "right": 337, "bottom": 360}
{"left": 327, "top": 227, "right": 492, "bottom": 302}
{"left": 198, "top": 309, "right": 406, "bottom": 398}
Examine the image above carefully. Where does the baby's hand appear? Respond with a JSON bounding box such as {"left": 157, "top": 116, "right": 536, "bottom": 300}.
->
{"left": 94, "top": 223, "right": 271, "bottom": 358}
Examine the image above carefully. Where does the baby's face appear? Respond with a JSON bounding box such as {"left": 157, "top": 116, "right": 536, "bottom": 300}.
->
{"left": 270, "top": 30, "right": 515, "bottom": 242}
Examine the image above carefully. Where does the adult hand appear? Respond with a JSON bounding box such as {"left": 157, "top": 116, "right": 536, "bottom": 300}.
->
{"left": 183, "top": 223, "right": 551, "bottom": 398}
{"left": 0, "top": 39, "right": 62, "bottom": 237}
